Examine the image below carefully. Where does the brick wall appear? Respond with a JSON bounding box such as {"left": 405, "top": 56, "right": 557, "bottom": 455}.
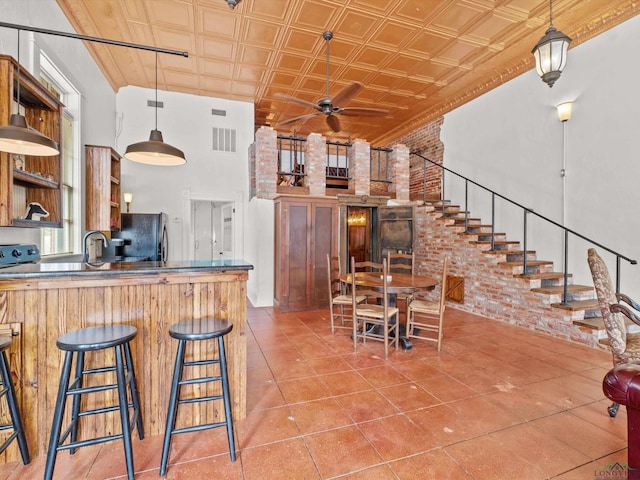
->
{"left": 349, "top": 140, "right": 371, "bottom": 196}
{"left": 413, "top": 204, "right": 600, "bottom": 348}
{"left": 305, "top": 133, "right": 326, "bottom": 196}
{"left": 390, "top": 117, "right": 445, "bottom": 200}
{"left": 254, "top": 126, "right": 277, "bottom": 199}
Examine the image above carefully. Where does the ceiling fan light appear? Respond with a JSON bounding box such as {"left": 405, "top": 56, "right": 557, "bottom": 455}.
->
{"left": 124, "top": 129, "right": 186, "bottom": 166}
{"left": 0, "top": 113, "right": 60, "bottom": 156}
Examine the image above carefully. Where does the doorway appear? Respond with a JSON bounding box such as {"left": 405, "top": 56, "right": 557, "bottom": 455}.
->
{"left": 192, "top": 200, "right": 235, "bottom": 260}
{"left": 347, "top": 206, "right": 373, "bottom": 263}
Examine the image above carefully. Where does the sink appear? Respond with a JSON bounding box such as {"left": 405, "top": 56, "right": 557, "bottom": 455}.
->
{"left": 41, "top": 254, "right": 150, "bottom": 263}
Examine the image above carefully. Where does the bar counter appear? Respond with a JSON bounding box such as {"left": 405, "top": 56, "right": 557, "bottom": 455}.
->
{"left": 0, "top": 259, "right": 253, "bottom": 463}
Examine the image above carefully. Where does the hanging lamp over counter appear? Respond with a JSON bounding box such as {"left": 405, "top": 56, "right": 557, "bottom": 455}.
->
{"left": 0, "top": 21, "right": 188, "bottom": 163}
{"left": 124, "top": 52, "right": 186, "bottom": 166}
{"left": 0, "top": 30, "right": 59, "bottom": 156}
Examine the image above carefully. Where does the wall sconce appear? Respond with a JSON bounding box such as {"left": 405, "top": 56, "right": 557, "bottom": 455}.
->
{"left": 123, "top": 192, "right": 133, "bottom": 213}
{"left": 556, "top": 102, "right": 573, "bottom": 122}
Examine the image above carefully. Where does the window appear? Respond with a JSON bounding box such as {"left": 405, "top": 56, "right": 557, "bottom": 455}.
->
{"left": 39, "top": 54, "right": 81, "bottom": 256}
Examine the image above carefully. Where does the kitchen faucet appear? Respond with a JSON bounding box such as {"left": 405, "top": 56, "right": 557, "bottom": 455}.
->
{"left": 82, "top": 230, "right": 109, "bottom": 262}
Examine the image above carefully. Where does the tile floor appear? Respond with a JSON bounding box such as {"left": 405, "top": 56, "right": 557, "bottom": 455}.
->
{"left": 0, "top": 304, "right": 629, "bottom": 479}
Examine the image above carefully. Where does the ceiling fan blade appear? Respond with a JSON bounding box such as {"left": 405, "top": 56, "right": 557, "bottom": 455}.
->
{"left": 326, "top": 114, "right": 341, "bottom": 132}
{"left": 331, "top": 82, "right": 364, "bottom": 108}
{"left": 274, "top": 93, "right": 320, "bottom": 111}
{"left": 278, "top": 112, "right": 322, "bottom": 126}
{"left": 339, "top": 107, "right": 389, "bottom": 117}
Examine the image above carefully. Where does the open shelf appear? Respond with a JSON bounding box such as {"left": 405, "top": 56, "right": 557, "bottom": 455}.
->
{"left": 13, "top": 169, "right": 59, "bottom": 189}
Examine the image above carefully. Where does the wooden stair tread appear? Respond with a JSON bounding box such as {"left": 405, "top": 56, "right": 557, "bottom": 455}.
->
{"left": 551, "top": 299, "right": 599, "bottom": 311}
{"left": 573, "top": 317, "right": 605, "bottom": 330}
{"left": 531, "top": 285, "right": 593, "bottom": 295}
{"left": 499, "top": 260, "right": 552, "bottom": 267}
{"left": 517, "top": 272, "right": 572, "bottom": 280}
{"left": 459, "top": 231, "right": 506, "bottom": 236}
{"left": 474, "top": 240, "right": 520, "bottom": 245}
{"left": 485, "top": 250, "right": 535, "bottom": 256}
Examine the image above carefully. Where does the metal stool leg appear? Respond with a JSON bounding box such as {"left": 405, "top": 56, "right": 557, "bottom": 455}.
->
{"left": 115, "top": 344, "right": 135, "bottom": 480}
{"left": 69, "top": 350, "right": 84, "bottom": 455}
{"left": 44, "top": 351, "right": 74, "bottom": 480}
{"left": 124, "top": 342, "right": 144, "bottom": 439}
{"left": 160, "top": 339, "right": 186, "bottom": 476}
{"left": 0, "top": 350, "right": 29, "bottom": 464}
{"left": 217, "top": 335, "right": 235, "bottom": 461}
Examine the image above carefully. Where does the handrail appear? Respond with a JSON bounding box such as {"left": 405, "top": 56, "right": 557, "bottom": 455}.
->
{"left": 412, "top": 151, "right": 636, "bottom": 301}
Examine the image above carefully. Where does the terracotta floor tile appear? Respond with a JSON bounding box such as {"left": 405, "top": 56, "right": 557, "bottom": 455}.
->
{"left": 378, "top": 382, "right": 441, "bottom": 412}
{"left": 307, "top": 354, "right": 354, "bottom": 375}
{"left": 482, "top": 386, "right": 563, "bottom": 422}
{"left": 235, "top": 405, "right": 299, "bottom": 449}
{"left": 158, "top": 427, "right": 234, "bottom": 469}
{"left": 553, "top": 450, "right": 630, "bottom": 480}
{"left": 358, "top": 413, "right": 439, "bottom": 461}
{"left": 288, "top": 397, "right": 354, "bottom": 434}
{"left": 241, "top": 438, "right": 320, "bottom": 480}
{"left": 161, "top": 453, "right": 243, "bottom": 479}
{"left": 388, "top": 449, "right": 471, "bottom": 479}
{"left": 532, "top": 411, "right": 628, "bottom": 459}
{"left": 357, "top": 365, "right": 411, "bottom": 388}
{"left": 569, "top": 399, "right": 627, "bottom": 440}
{"left": 337, "top": 464, "right": 398, "bottom": 479}
{"left": 445, "top": 435, "right": 547, "bottom": 480}
{"left": 304, "top": 425, "right": 384, "bottom": 478}
{"left": 489, "top": 422, "right": 590, "bottom": 477}
{"left": 246, "top": 381, "right": 286, "bottom": 411}
{"left": 406, "top": 404, "right": 483, "bottom": 446}
{"left": 416, "top": 373, "right": 479, "bottom": 403}
{"left": 268, "top": 358, "right": 314, "bottom": 382}
{"left": 319, "top": 370, "right": 372, "bottom": 396}
{"left": 447, "top": 395, "right": 522, "bottom": 436}
{"left": 337, "top": 389, "right": 400, "bottom": 423}
{"left": 278, "top": 376, "right": 332, "bottom": 404}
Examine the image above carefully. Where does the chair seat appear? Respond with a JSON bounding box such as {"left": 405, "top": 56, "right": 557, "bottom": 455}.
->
{"left": 333, "top": 294, "right": 366, "bottom": 305}
{"left": 409, "top": 299, "right": 439, "bottom": 314}
{"left": 356, "top": 304, "right": 399, "bottom": 319}
{"left": 615, "top": 332, "right": 640, "bottom": 364}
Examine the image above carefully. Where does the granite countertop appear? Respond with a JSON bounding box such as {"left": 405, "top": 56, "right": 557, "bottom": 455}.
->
{"left": 0, "top": 259, "right": 254, "bottom": 278}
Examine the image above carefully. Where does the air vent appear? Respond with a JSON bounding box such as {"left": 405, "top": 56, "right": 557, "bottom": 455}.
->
{"left": 212, "top": 127, "right": 237, "bottom": 153}
{"left": 147, "top": 100, "right": 163, "bottom": 108}
{"left": 211, "top": 108, "right": 227, "bottom": 116}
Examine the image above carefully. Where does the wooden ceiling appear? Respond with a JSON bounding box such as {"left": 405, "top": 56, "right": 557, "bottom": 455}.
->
{"left": 55, "top": 0, "right": 639, "bottom": 145}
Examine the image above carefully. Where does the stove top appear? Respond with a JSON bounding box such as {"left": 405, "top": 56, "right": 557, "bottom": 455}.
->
{"left": 0, "top": 244, "right": 40, "bottom": 266}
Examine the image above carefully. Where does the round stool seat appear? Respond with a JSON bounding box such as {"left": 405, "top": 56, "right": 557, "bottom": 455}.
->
{"left": 0, "top": 336, "right": 12, "bottom": 353}
{"left": 56, "top": 325, "right": 137, "bottom": 352}
{"left": 169, "top": 318, "right": 233, "bottom": 341}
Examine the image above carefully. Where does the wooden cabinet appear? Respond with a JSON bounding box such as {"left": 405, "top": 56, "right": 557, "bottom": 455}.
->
{"left": 0, "top": 55, "right": 64, "bottom": 227}
{"left": 274, "top": 195, "right": 338, "bottom": 311}
{"left": 85, "top": 145, "right": 121, "bottom": 231}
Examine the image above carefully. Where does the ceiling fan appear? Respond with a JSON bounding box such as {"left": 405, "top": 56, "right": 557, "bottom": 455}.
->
{"left": 275, "top": 31, "right": 389, "bottom": 133}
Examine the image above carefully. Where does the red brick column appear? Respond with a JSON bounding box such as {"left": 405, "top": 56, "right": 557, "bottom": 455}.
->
{"left": 305, "top": 133, "right": 326, "bottom": 196}
{"left": 389, "top": 144, "right": 410, "bottom": 201}
{"left": 349, "top": 139, "right": 371, "bottom": 196}
{"left": 254, "top": 126, "right": 277, "bottom": 199}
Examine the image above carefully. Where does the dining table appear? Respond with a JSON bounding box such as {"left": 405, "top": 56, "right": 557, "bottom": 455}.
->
{"left": 339, "top": 271, "right": 438, "bottom": 350}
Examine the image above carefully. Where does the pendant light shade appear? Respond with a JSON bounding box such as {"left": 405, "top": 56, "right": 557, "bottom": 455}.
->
{"left": 0, "top": 30, "right": 59, "bottom": 156}
{"left": 124, "top": 52, "right": 186, "bottom": 166}
{"left": 125, "top": 129, "right": 185, "bottom": 166}
{"left": 531, "top": 0, "right": 571, "bottom": 88}
{"left": 0, "top": 113, "right": 59, "bottom": 156}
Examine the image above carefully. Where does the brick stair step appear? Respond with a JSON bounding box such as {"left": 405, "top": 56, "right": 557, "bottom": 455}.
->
{"left": 551, "top": 299, "right": 599, "bottom": 311}
{"left": 531, "top": 284, "right": 594, "bottom": 295}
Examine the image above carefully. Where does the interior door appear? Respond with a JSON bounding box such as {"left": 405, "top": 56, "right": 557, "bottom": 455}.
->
{"left": 221, "top": 203, "right": 234, "bottom": 259}
{"left": 192, "top": 200, "right": 215, "bottom": 261}
{"left": 378, "top": 206, "right": 414, "bottom": 258}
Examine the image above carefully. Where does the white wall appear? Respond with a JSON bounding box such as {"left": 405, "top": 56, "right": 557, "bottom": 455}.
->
{"left": 441, "top": 14, "right": 640, "bottom": 295}
{"left": 0, "top": 0, "right": 116, "bottom": 244}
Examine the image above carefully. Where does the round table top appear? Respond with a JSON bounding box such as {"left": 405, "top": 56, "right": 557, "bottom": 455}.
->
{"left": 340, "top": 272, "right": 437, "bottom": 295}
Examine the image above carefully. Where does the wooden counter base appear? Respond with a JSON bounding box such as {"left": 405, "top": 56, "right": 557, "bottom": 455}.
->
{"left": 0, "top": 269, "right": 248, "bottom": 463}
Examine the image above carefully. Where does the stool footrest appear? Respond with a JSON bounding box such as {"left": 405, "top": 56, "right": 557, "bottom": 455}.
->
{"left": 67, "top": 382, "right": 118, "bottom": 396}
{"left": 179, "top": 375, "right": 222, "bottom": 386}
{"left": 0, "top": 431, "right": 18, "bottom": 454}
{"left": 171, "top": 421, "right": 229, "bottom": 436}
{"left": 178, "top": 394, "right": 223, "bottom": 405}
{"left": 184, "top": 359, "right": 220, "bottom": 367}
{"left": 55, "top": 433, "right": 124, "bottom": 452}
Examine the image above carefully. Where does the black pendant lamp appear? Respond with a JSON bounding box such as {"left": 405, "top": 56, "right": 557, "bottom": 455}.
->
{"left": 124, "top": 53, "right": 185, "bottom": 166}
{"left": 531, "top": 0, "right": 572, "bottom": 88}
{"left": 0, "top": 30, "right": 59, "bottom": 156}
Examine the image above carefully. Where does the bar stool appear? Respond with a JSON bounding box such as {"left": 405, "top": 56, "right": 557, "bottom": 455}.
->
{"left": 45, "top": 325, "right": 143, "bottom": 480}
{"left": 0, "top": 336, "right": 29, "bottom": 464}
{"left": 160, "top": 318, "right": 235, "bottom": 476}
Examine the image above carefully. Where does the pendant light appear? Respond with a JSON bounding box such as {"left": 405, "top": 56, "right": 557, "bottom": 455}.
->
{"left": 124, "top": 52, "right": 186, "bottom": 166}
{"left": 0, "top": 29, "right": 59, "bottom": 156}
{"left": 531, "top": 0, "right": 572, "bottom": 88}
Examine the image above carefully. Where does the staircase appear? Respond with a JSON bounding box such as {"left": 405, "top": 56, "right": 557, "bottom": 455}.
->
{"left": 414, "top": 200, "right": 610, "bottom": 349}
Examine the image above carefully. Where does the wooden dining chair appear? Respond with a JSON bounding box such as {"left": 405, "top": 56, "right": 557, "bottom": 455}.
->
{"left": 406, "top": 255, "right": 448, "bottom": 351}
{"left": 327, "top": 254, "right": 366, "bottom": 335}
{"left": 387, "top": 252, "right": 415, "bottom": 315}
{"left": 350, "top": 257, "right": 399, "bottom": 359}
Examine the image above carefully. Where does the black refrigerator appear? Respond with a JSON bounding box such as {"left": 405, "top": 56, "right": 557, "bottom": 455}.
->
{"left": 113, "top": 213, "right": 168, "bottom": 261}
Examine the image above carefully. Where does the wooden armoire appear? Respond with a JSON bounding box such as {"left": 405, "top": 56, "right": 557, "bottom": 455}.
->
{"left": 274, "top": 195, "right": 338, "bottom": 311}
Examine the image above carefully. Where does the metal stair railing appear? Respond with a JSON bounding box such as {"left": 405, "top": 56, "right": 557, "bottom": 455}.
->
{"left": 412, "top": 151, "right": 637, "bottom": 304}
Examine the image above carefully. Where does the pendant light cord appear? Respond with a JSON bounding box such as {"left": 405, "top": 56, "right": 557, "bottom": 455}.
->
{"left": 549, "top": 0, "right": 554, "bottom": 27}
{"left": 155, "top": 52, "right": 158, "bottom": 130}
{"left": 15, "top": 29, "right": 20, "bottom": 114}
